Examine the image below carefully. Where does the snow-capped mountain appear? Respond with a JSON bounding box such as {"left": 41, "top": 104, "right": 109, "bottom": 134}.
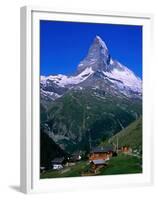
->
{"left": 40, "top": 35, "right": 142, "bottom": 103}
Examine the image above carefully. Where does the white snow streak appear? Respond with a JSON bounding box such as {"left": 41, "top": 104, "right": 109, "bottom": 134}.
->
{"left": 103, "top": 65, "right": 142, "bottom": 92}
{"left": 41, "top": 67, "right": 94, "bottom": 87}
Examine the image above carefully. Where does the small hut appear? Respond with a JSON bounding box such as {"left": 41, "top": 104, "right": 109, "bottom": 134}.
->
{"left": 51, "top": 157, "right": 67, "bottom": 170}
{"left": 121, "top": 145, "right": 132, "bottom": 153}
{"left": 69, "top": 152, "right": 82, "bottom": 162}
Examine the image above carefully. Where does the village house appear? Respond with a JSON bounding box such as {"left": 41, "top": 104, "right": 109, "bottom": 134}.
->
{"left": 89, "top": 146, "right": 114, "bottom": 173}
{"left": 90, "top": 159, "right": 107, "bottom": 173}
{"left": 40, "top": 166, "right": 46, "bottom": 173}
{"left": 121, "top": 145, "right": 132, "bottom": 153}
{"left": 69, "top": 152, "right": 82, "bottom": 162}
{"left": 89, "top": 146, "right": 114, "bottom": 161}
{"left": 65, "top": 152, "right": 82, "bottom": 167}
{"left": 51, "top": 157, "right": 67, "bottom": 170}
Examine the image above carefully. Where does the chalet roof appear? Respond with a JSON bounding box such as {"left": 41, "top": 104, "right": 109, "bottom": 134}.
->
{"left": 70, "top": 154, "right": 80, "bottom": 160}
{"left": 91, "top": 146, "right": 113, "bottom": 153}
{"left": 72, "top": 151, "right": 81, "bottom": 156}
{"left": 91, "top": 159, "right": 106, "bottom": 165}
{"left": 51, "top": 157, "right": 65, "bottom": 164}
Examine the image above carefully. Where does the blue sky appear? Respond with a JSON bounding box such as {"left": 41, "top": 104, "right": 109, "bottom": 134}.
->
{"left": 40, "top": 20, "right": 142, "bottom": 78}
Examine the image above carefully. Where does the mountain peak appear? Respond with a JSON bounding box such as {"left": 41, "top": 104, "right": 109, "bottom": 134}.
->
{"left": 77, "top": 36, "right": 111, "bottom": 74}
{"left": 94, "top": 35, "right": 108, "bottom": 50}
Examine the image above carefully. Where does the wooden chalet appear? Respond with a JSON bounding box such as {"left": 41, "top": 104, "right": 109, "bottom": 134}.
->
{"left": 90, "top": 159, "right": 107, "bottom": 172}
{"left": 121, "top": 145, "right": 132, "bottom": 153}
{"left": 69, "top": 152, "right": 82, "bottom": 162}
{"left": 89, "top": 146, "right": 114, "bottom": 162}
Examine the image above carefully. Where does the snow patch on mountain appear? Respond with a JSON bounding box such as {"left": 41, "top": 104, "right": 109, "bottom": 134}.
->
{"left": 103, "top": 65, "right": 142, "bottom": 92}
{"left": 41, "top": 67, "right": 94, "bottom": 87}
{"left": 41, "top": 89, "right": 62, "bottom": 100}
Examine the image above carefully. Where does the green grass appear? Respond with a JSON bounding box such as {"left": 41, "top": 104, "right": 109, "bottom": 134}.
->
{"left": 40, "top": 161, "right": 89, "bottom": 179}
{"left": 101, "top": 117, "right": 142, "bottom": 150}
{"left": 41, "top": 154, "right": 142, "bottom": 179}
{"left": 99, "top": 154, "right": 142, "bottom": 175}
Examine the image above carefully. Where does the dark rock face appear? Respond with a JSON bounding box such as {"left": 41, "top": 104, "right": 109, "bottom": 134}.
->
{"left": 40, "top": 129, "right": 68, "bottom": 168}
